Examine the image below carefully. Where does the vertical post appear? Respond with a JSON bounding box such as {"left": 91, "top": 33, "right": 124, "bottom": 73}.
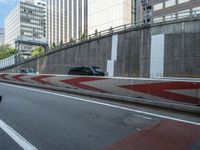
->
{"left": 131, "top": 0, "right": 134, "bottom": 25}
{"left": 141, "top": 0, "right": 152, "bottom": 24}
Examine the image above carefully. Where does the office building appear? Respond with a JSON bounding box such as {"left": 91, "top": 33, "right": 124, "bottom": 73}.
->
{"left": 0, "top": 28, "right": 5, "bottom": 45}
{"left": 47, "top": 0, "right": 138, "bottom": 46}
{"left": 151, "top": 0, "right": 200, "bottom": 22}
{"left": 88, "top": 0, "right": 134, "bottom": 35}
{"left": 47, "top": 0, "right": 88, "bottom": 46}
{"left": 5, "top": 0, "right": 46, "bottom": 57}
{"left": 136, "top": 0, "right": 144, "bottom": 22}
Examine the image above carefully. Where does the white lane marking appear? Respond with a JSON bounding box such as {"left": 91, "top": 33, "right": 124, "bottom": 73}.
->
{"left": 0, "top": 119, "right": 38, "bottom": 150}
{"left": 1, "top": 82, "right": 200, "bottom": 126}
{"left": 133, "top": 114, "right": 153, "bottom": 120}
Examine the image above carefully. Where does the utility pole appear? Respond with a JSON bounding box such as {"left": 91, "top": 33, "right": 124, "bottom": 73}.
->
{"left": 131, "top": 0, "right": 136, "bottom": 24}
{"left": 141, "top": 0, "right": 152, "bottom": 24}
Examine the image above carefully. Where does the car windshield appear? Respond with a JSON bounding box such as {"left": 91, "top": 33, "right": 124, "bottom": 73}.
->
{"left": 27, "top": 69, "right": 35, "bottom": 73}
{"left": 93, "top": 67, "right": 103, "bottom": 72}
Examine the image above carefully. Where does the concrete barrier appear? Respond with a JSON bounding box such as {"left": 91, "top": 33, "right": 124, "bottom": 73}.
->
{"left": 0, "top": 73, "right": 200, "bottom": 106}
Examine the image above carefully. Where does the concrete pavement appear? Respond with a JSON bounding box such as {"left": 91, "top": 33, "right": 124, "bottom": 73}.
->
{"left": 0, "top": 82, "right": 200, "bottom": 150}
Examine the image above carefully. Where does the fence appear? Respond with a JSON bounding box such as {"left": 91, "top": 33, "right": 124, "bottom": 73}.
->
{"left": 0, "top": 55, "right": 15, "bottom": 69}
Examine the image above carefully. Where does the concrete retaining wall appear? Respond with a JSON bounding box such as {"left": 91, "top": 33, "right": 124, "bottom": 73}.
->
{"left": 1, "top": 73, "right": 200, "bottom": 106}
{"left": 1, "top": 18, "right": 200, "bottom": 78}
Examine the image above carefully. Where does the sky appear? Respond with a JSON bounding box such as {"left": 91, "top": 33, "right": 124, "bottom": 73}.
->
{"left": 0, "top": 0, "right": 19, "bottom": 28}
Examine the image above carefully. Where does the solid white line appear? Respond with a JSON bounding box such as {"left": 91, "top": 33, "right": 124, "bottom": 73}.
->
{"left": 1, "top": 82, "right": 200, "bottom": 126}
{"left": 0, "top": 119, "right": 38, "bottom": 150}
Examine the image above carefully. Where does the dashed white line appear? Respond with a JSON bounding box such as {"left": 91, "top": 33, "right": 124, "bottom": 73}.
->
{"left": 1, "top": 82, "right": 200, "bottom": 126}
{"left": 0, "top": 119, "right": 38, "bottom": 150}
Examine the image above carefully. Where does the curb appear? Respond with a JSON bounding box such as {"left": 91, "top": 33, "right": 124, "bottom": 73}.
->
{"left": 0, "top": 80, "right": 200, "bottom": 114}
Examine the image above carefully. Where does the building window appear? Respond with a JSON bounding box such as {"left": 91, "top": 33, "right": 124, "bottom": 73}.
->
{"left": 192, "top": 7, "right": 200, "bottom": 15}
{"left": 165, "top": 0, "right": 176, "bottom": 8}
{"left": 178, "top": 9, "right": 190, "bottom": 18}
{"left": 153, "top": 17, "right": 163, "bottom": 23}
{"left": 178, "top": 0, "right": 190, "bottom": 4}
{"left": 153, "top": 2, "right": 163, "bottom": 11}
{"left": 165, "top": 14, "right": 176, "bottom": 21}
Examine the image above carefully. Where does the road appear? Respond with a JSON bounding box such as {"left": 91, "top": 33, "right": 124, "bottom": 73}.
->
{"left": 0, "top": 82, "right": 200, "bottom": 150}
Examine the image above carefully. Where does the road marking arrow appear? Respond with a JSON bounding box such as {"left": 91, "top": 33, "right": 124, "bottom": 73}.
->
{"left": 31, "top": 75, "right": 52, "bottom": 84}
{"left": 61, "top": 77, "right": 109, "bottom": 92}
{"left": 0, "top": 74, "right": 8, "bottom": 80}
{"left": 12, "top": 74, "right": 27, "bottom": 82}
{"left": 119, "top": 82, "right": 200, "bottom": 104}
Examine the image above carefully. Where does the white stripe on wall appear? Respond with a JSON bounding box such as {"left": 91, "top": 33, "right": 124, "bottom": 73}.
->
{"left": 150, "top": 34, "right": 165, "bottom": 78}
{"left": 107, "top": 34, "right": 118, "bottom": 77}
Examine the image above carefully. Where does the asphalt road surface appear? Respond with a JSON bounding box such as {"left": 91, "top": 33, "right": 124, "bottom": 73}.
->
{"left": 0, "top": 82, "right": 200, "bottom": 150}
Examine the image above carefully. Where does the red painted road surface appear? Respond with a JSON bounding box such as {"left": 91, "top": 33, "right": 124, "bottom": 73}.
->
{"left": 61, "top": 77, "right": 109, "bottom": 92}
{"left": 120, "top": 82, "right": 200, "bottom": 104}
{"left": 0, "top": 73, "right": 200, "bottom": 105}
{"left": 104, "top": 120, "right": 200, "bottom": 150}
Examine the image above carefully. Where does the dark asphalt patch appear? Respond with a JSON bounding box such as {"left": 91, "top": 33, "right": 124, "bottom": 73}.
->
{"left": 0, "top": 129, "right": 22, "bottom": 150}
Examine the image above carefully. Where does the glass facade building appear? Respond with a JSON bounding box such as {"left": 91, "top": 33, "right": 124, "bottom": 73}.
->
{"left": 5, "top": 1, "right": 46, "bottom": 57}
{"left": 47, "top": 0, "right": 88, "bottom": 46}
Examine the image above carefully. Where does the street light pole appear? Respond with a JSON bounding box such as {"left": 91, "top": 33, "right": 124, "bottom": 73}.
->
{"left": 141, "top": 0, "right": 152, "bottom": 24}
{"left": 131, "top": 0, "right": 136, "bottom": 24}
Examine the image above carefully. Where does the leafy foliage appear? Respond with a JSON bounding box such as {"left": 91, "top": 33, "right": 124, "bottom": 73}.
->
{"left": 0, "top": 45, "right": 16, "bottom": 60}
{"left": 60, "top": 40, "right": 63, "bottom": 46}
{"left": 31, "top": 46, "right": 45, "bottom": 57}
{"left": 50, "top": 42, "right": 56, "bottom": 49}
{"left": 81, "top": 33, "right": 86, "bottom": 40}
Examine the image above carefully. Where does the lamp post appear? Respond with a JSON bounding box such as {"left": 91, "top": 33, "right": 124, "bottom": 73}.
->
{"left": 141, "top": 0, "right": 152, "bottom": 24}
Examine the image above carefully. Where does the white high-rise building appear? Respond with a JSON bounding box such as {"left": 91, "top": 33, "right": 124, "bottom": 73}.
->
{"left": 5, "top": 0, "right": 46, "bottom": 57}
{"left": 0, "top": 28, "right": 5, "bottom": 45}
{"left": 47, "top": 0, "right": 88, "bottom": 46}
{"left": 47, "top": 0, "right": 137, "bottom": 45}
{"left": 88, "top": 0, "right": 134, "bottom": 35}
{"left": 21, "top": 0, "right": 46, "bottom": 7}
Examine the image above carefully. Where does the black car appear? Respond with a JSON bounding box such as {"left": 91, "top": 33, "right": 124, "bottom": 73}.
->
{"left": 20, "top": 68, "right": 36, "bottom": 74}
{"left": 68, "top": 67, "right": 105, "bottom": 76}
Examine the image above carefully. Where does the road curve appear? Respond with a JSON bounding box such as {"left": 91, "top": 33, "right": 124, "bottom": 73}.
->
{"left": 0, "top": 83, "right": 200, "bottom": 150}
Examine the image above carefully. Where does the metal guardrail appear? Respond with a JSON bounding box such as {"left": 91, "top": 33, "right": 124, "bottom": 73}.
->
{"left": 1, "top": 9, "right": 200, "bottom": 70}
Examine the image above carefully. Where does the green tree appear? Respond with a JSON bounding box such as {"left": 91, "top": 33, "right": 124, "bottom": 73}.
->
{"left": 81, "top": 33, "right": 86, "bottom": 40}
{"left": 109, "top": 26, "right": 113, "bottom": 33}
{"left": 0, "top": 44, "right": 16, "bottom": 60}
{"left": 70, "top": 37, "right": 74, "bottom": 42}
{"left": 95, "top": 29, "right": 98, "bottom": 36}
{"left": 60, "top": 40, "right": 63, "bottom": 46}
{"left": 52, "top": 42, "right": 56, "bottom": 48}
{"left": 50, "top": 42, "right": 56, "bottom": 49}
{"left": 31, "top": 46, "right": 45, "bottom": 57}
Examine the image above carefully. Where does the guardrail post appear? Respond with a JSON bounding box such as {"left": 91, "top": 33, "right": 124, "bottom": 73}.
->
{"left": 193, "top": 11, "right": 197, "bottom": 18}
{"left": 124, "top": 25, "right": 126, "bottom": 30}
